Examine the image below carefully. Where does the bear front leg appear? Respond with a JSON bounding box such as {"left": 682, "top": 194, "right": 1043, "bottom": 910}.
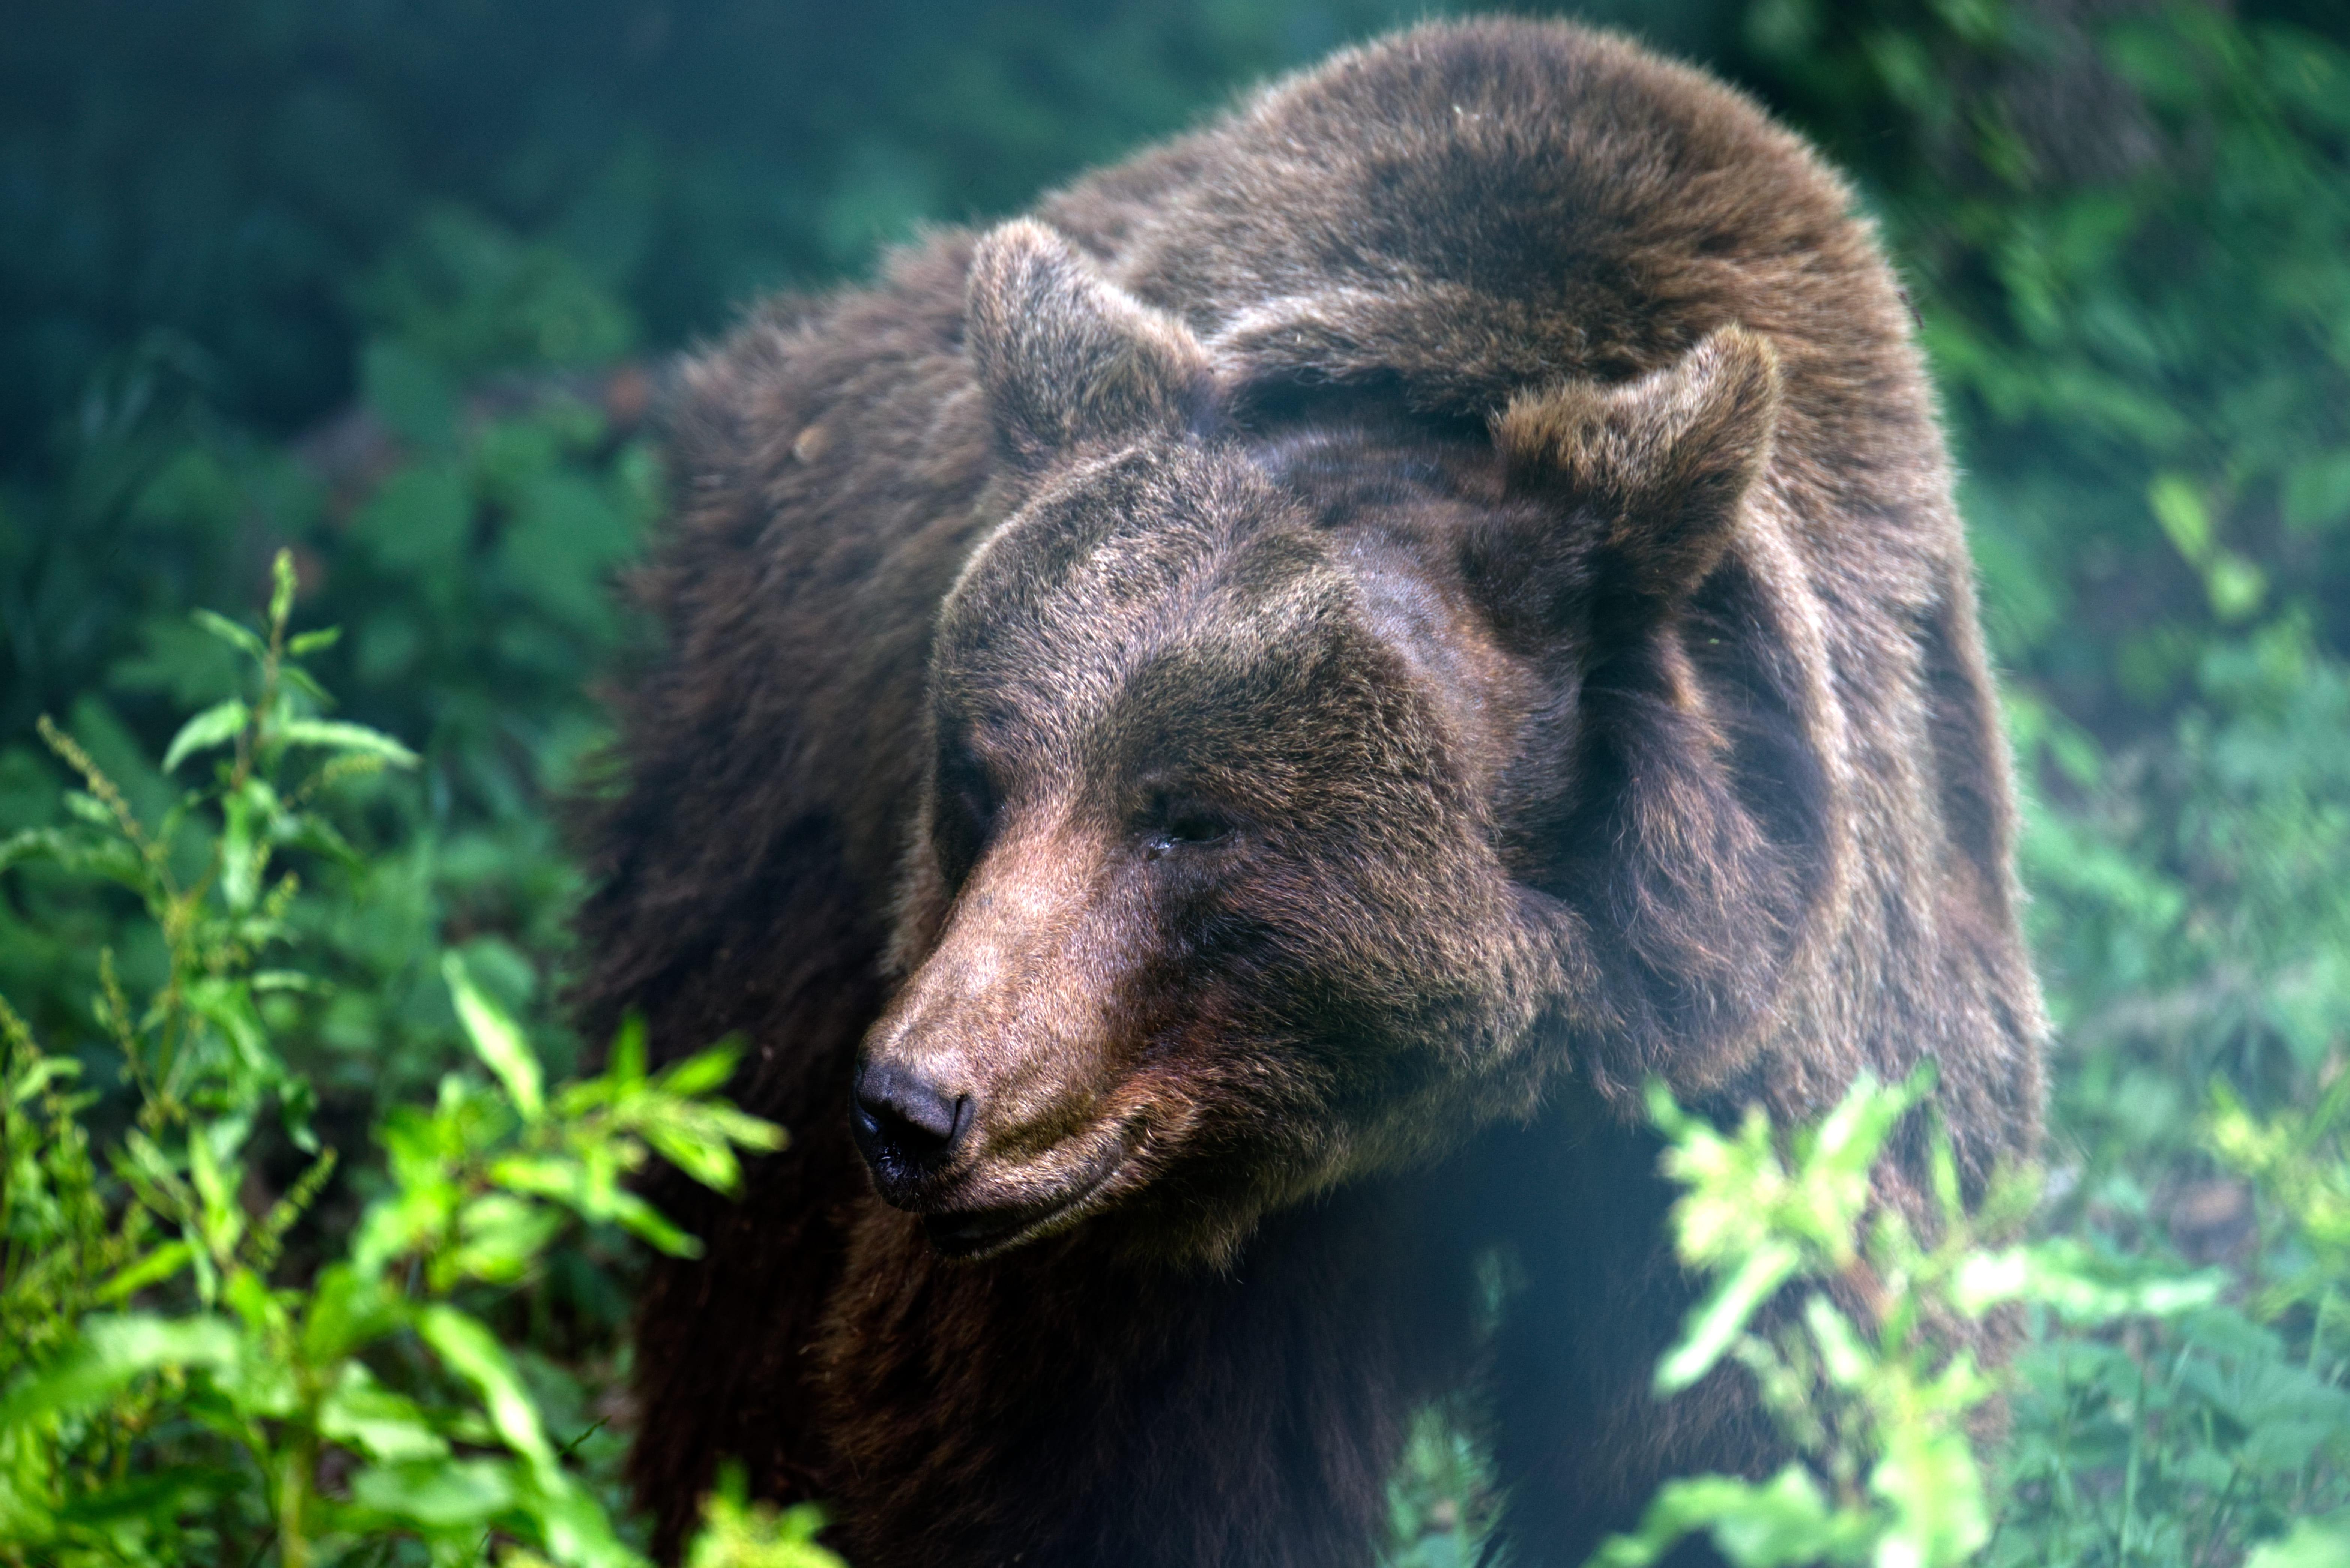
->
{"left": 630, "top": 1109, "right": 870, "bottom": 1560}
{"left": 1476, "top": 1107, "right": 1779, "bottom": 1568}
{"left": 812, "top": 1174, "right": 1481, "bottom": 1568}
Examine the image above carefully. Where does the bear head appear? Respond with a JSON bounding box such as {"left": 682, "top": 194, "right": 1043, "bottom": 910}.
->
{"left": 850, "top": 219, "right": 1831, "bottom": 1266}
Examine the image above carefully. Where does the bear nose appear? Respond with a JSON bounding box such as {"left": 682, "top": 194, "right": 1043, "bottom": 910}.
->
{"left": 851, "top": 1061, "right": 972, "bottom": 1200}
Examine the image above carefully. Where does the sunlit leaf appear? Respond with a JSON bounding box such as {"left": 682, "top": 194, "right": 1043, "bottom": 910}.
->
{"left": 653, "top": 1043, "right": 740, "bottom": 1099}
{"left": 287, "top": 625, "right": 343, "bottom": 656}
{"left": 643, "top": 1122, "right": 743, "bottom": 1194}
{"left": 605, "top": 1015, "right": 649, "bottom": 1085}
{"left": 444, "top": 952, "right": 543, "bottom": 1117}
{"left": 453, "top": 1192, "right": 566, "bottom": 1283}
{"left": 1952, "top": 1239, "right": 2224, "bottom": 1321}
{"left": 685, "top": 1466, "right": 846, "bottom": 1568}
{"left": 416, "top": 1304, "right": 554, "bottom": 1468}
{"left": 276, "top": 718, "right": 419, "bottom": 768}
{"left": 161, "top": 699, "right": 248, "bottom": 772}
{"left": 1657, "top": 1241, "right": 1800, "bottom": 1395}
{"left": 1869, "top": 1425, "right": 1989, "bottom": 1568}
{"left": 348, "top": 1456, "right": 517, "bottom": 1529}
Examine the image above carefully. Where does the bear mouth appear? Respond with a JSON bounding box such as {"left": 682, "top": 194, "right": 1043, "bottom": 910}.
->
{"left": 921, "top": 1146, "right": 1125, "bottom": 1259}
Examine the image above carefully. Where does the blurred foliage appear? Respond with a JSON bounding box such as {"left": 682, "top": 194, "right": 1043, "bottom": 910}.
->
{"left": 3, "top": 0, "right": 2348, "bottom": 1563}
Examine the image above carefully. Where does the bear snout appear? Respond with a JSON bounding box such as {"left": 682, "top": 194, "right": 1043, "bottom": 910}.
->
{"left": 850, "top": 1059, "right": 974, "bottom": 1204}
{"left": 849, "top": 1021, "right": 1136, "bottom": 1249}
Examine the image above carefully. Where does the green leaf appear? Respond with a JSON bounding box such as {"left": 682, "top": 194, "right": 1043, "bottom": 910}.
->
{"left": 184, "top": 973, "right": 277, "bottom": 1084}
{"left": 5, "top": 1045, "right": 79, "bottom": 1103}
{"left": 300, "top": 1263, "right": 410, "bottom": 1364}
{"left": 1807, "top": 1068, "right": 1927, "bottom": 1193}
{"left": 488, "top": 1153, "right": 702, "bottom": 1256}
{"left": 653, "top": 1043, "right": 741, "bottom": 1099}
{"left": 0, "top": 826, "right": 72, "bottom": 874}
{"left": 1802, "top": 1294, "right": 1871, "bottom": 1390}
{"left": 276, "top": 718, "right": 420, "bottom": 768}
{"left": 191, "top": 608, "right": 267, "bottom": 660}
{"left": 643, "top": 1121, "right": 745, "bottom": 1194}
{"left": 607, "top": 1015, "right": 648, "bottom": 1083}
{"left": 188, "top": 1123, "right": 246, "bottom": 1261}
{"left": 2149, "top": 473, "right": 2213, "bottom": 564}
{"left": 1952, "top": 1238, "right": 2225, "bottom": 1322}
{"left": 599, "top": 1188, "right": 703, "bottom": 1258}
{"left": 0, "top": 1313, "right": 240, "bottom": 1427}
{"left": 320, "top": 1364, "right": 451, "bottom": 1464}
{"left": 685, "top": 1466, "right": 846, "bottom": 1568}
{"left": 1709, "top": 1468, "right": 1857, "bottom": 1568}
{"left": 416, "top": 1304, "right": 555, "bottom": 1469}
{"left": 267, "top": 548, "right": 298, "bottom": 634}
{"left": 284, "top": 809, "right": 364, "bottom": 866}
{"left": 2204, "top": 551, "right": 2268, "bottom": 623}
{"left": 1657, "top": 1241, "right": 1800, "bottom": 1395}
{"left": 278, "top": 661, "right": 334, "bottom": 705}
{"left": 1869, "top": 1426, "right": 1990, "bottom": 1568}
{"left": 453, "top": 1192, "right": 568, "bottom": 1283}
{"left": 348, "top": 1456, "right": 518, "bottom": 1529}
{"left": 445, "top": 952, "right": 544, "bottom": 1116}
{"left": 408, "top": 1310, "right": 650, "bottom": 1565}
{"left": 704, "top": 1104, "right": 788, "bottom": 1154}
{"left": 62, "top": 790, "right": 115, "bottom": 827}
{"left": 487, "top": 1154, "right": 588, "bottom": 1202}
{"left": 219, "top": 787, "right": 262, "bottom": 911}
{"left": 161, "top": 699, "right": 249, "bottom": 772}
{"left": 287, "top": 625, "right": 343, "bottom": 656}
{"left": 524, "top": 1467, "right": 648, "bottom": 1568}
{"left": 1587, "top": 1467, "right": 1853, "bottom": 1568}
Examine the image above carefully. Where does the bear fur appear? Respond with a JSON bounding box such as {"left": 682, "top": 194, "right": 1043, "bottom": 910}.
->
{"left": 574, "top": 18, "right": 2046, "bottom": 1567}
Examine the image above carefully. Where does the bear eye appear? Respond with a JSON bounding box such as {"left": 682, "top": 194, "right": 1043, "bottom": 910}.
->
{"left": 934, "top": 740, "right": 999, "bottom": 885}
{"left": 1137, "top": 788, "right": 1235, "bottom": 860}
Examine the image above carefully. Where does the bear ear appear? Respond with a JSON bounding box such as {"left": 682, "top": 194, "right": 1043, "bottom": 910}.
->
{"left": 1492, "top": 326, "right": 1781, "bottom": 610}
{"left": 966, "top": 219, "right": 1211, "bottom": 471}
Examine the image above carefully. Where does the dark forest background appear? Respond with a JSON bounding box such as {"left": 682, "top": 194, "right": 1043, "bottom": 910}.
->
{"left": 3, "top": 2, "right": 2348, "bottom": 1564}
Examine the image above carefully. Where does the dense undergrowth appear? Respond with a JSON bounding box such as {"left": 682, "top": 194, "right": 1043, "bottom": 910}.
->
{"left": 3, "top": 0, "right": 2346, "bottom": 1564}
{"left": 0, "top": 558, "right": 835, "bottom": 1566}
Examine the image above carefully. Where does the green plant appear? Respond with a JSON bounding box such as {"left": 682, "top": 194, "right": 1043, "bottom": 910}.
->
{"left": 2190, "top": 1077, "right": 2350, "bottom": 1566}
{"left": 1591, "top": 1069, "right": 2223, "bottom": 1568}
{"left": 1382, "top": 1402, "right": 1500, "bottom": 1568}
{"left": 0, "top": 554, "right": 834, "bottom": 1568}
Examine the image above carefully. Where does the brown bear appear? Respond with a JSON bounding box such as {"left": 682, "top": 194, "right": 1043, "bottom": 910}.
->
{"left": 574, "top": 17, "right": 2045, "bottom": 1567}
